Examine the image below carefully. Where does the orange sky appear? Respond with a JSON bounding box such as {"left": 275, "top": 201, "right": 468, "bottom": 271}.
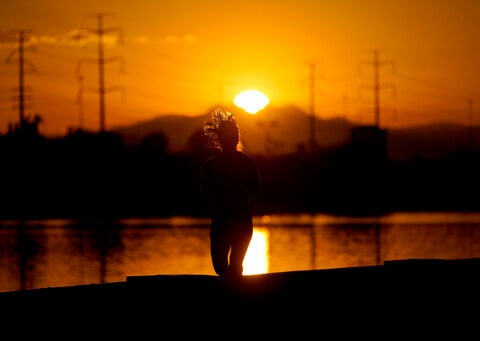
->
{"left": 1, "top": 0, "right": 479, "bottom": 136}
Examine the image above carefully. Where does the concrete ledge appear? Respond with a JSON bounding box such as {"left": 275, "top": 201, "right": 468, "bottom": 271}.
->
{"left": 2, "top": 259, "right": 479, "bottom": 338}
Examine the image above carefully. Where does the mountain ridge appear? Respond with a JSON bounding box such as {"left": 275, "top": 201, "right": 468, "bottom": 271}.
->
{"left": 111, "top": 105, "right": 479, "bottom": 161}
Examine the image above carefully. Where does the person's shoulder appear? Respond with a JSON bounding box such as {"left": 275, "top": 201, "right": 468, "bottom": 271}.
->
{"left": 203, "top": 155, "right": 217, "bottom": 167}
{"left": 235, "top": 150, "right": 254, "bottom": 159}
{"left": 205, "top": 155, "right": 216, "bottom": 162}
{"left": 236, "top": 151, "right": 257, "bottom": 164}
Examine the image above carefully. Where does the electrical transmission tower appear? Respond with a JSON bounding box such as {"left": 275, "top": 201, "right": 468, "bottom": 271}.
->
{"left": 5, "top": 29, "right": 36, "bottom": 130}
{"left": 308, "top": 62, "right": 316, "bottom": 153}
{"left": 359, "top": 49, "right": 395, "bottom": 128}
{"left": 467, "top": 99, "right": 474, "bottom": 152}
{"left": 76, "top": 13, "right": 124, "bottom": 132}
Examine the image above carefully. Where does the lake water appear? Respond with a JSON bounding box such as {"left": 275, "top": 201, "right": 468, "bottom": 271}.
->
{"left": 1, "top": 211, "right": 480, "bottom": 293}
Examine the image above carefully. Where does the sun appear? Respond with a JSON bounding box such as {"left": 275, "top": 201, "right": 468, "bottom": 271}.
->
{"left": 233, "top": 89, "right": 269, "bottom": 114}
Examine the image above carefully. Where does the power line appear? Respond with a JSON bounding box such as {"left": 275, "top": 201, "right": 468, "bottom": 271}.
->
{"left": 4, "top": 29, "right": 36, "bottom": 129}
{"left": 77, "top": 75, "right": 85, "bottom": 129}
{"left": 76, "top": 13, "right": 124, "bottom": 132}
{"left": 359, "top": 49, "right": 395, "bottom": 128}
{"left": 467, "top": 99, "right": 474, "bottom": 151}
{"left": 308, "top": 62, "right": 316, "bottom": 152}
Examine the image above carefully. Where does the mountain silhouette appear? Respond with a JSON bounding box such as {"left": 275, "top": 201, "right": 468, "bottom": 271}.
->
{"left": 112, "top": 104, "right": 354, "bottom": 155}
{"left": 387, "top": 122, "right": 476, "bottom": 161}
{"left": 112, "top": 105, "right": 478, "bottom": 161}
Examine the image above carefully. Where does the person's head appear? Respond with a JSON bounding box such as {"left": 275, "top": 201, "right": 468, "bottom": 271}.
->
{"left": 216, "top": 119, "right": 239, "bottom": 150}
{"left": 204, "top": 108, "right": 242, "bottom": 152}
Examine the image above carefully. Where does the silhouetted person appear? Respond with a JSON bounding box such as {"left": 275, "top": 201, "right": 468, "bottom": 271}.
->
{"left": 201, "top": 108, "right": 261, "bottom": 279}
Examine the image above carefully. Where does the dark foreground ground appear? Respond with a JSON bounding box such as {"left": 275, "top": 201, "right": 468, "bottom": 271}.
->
{"left": 2, "top": 258, "right": 480, "bottom": 339}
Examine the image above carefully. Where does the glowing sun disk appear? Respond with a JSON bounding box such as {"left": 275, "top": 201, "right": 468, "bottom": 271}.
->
{"left": 233, "top": 90, "right": 269, "bottom": 114}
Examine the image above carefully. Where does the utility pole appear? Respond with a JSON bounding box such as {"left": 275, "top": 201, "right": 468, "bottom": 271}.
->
{"left": 467, "top": 99, "right": 474, "bottom": 152}
{"left": 5, "top": 29, "right": 36, "bottom": 130}
{"left": 359, "top": 49, "right": 395, "bottom": 128}
{"left": 77, "top": 75, "right": 85, "bottom": 129}
{"left": 76, "top": 13, "right": 124, "bottom": 132}
{"left": 309, "top": 62, "right": 316, "bottom": 153}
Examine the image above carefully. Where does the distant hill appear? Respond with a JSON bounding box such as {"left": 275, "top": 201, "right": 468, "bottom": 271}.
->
{"left": 112, "top": 105, "right": 354, "bottom": 155}
{"left": 111, "top": 105, "right": 479, "bottom": 161}
{"left": 387, "top": 123, "right": 476, "bottom": 161}
{"left": 111, "top": 111, "right": 210, "bottom": 151}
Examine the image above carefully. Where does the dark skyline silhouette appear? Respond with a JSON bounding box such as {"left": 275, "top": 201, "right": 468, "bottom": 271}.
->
{"left": 0, "top": 111, "right": 479, "bottom": 221}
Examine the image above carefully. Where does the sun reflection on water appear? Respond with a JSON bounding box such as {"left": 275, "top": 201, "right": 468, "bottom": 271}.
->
{"left": 243, "top": 228, "right": 269, "bottom": 275}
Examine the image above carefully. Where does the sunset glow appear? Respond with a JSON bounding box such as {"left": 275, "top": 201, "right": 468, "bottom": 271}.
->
{"left": 233, "top": 90, "right": 269, "bottom": 114}
{"left": 0, "top": 1, "right": 479, "bottom": 134}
